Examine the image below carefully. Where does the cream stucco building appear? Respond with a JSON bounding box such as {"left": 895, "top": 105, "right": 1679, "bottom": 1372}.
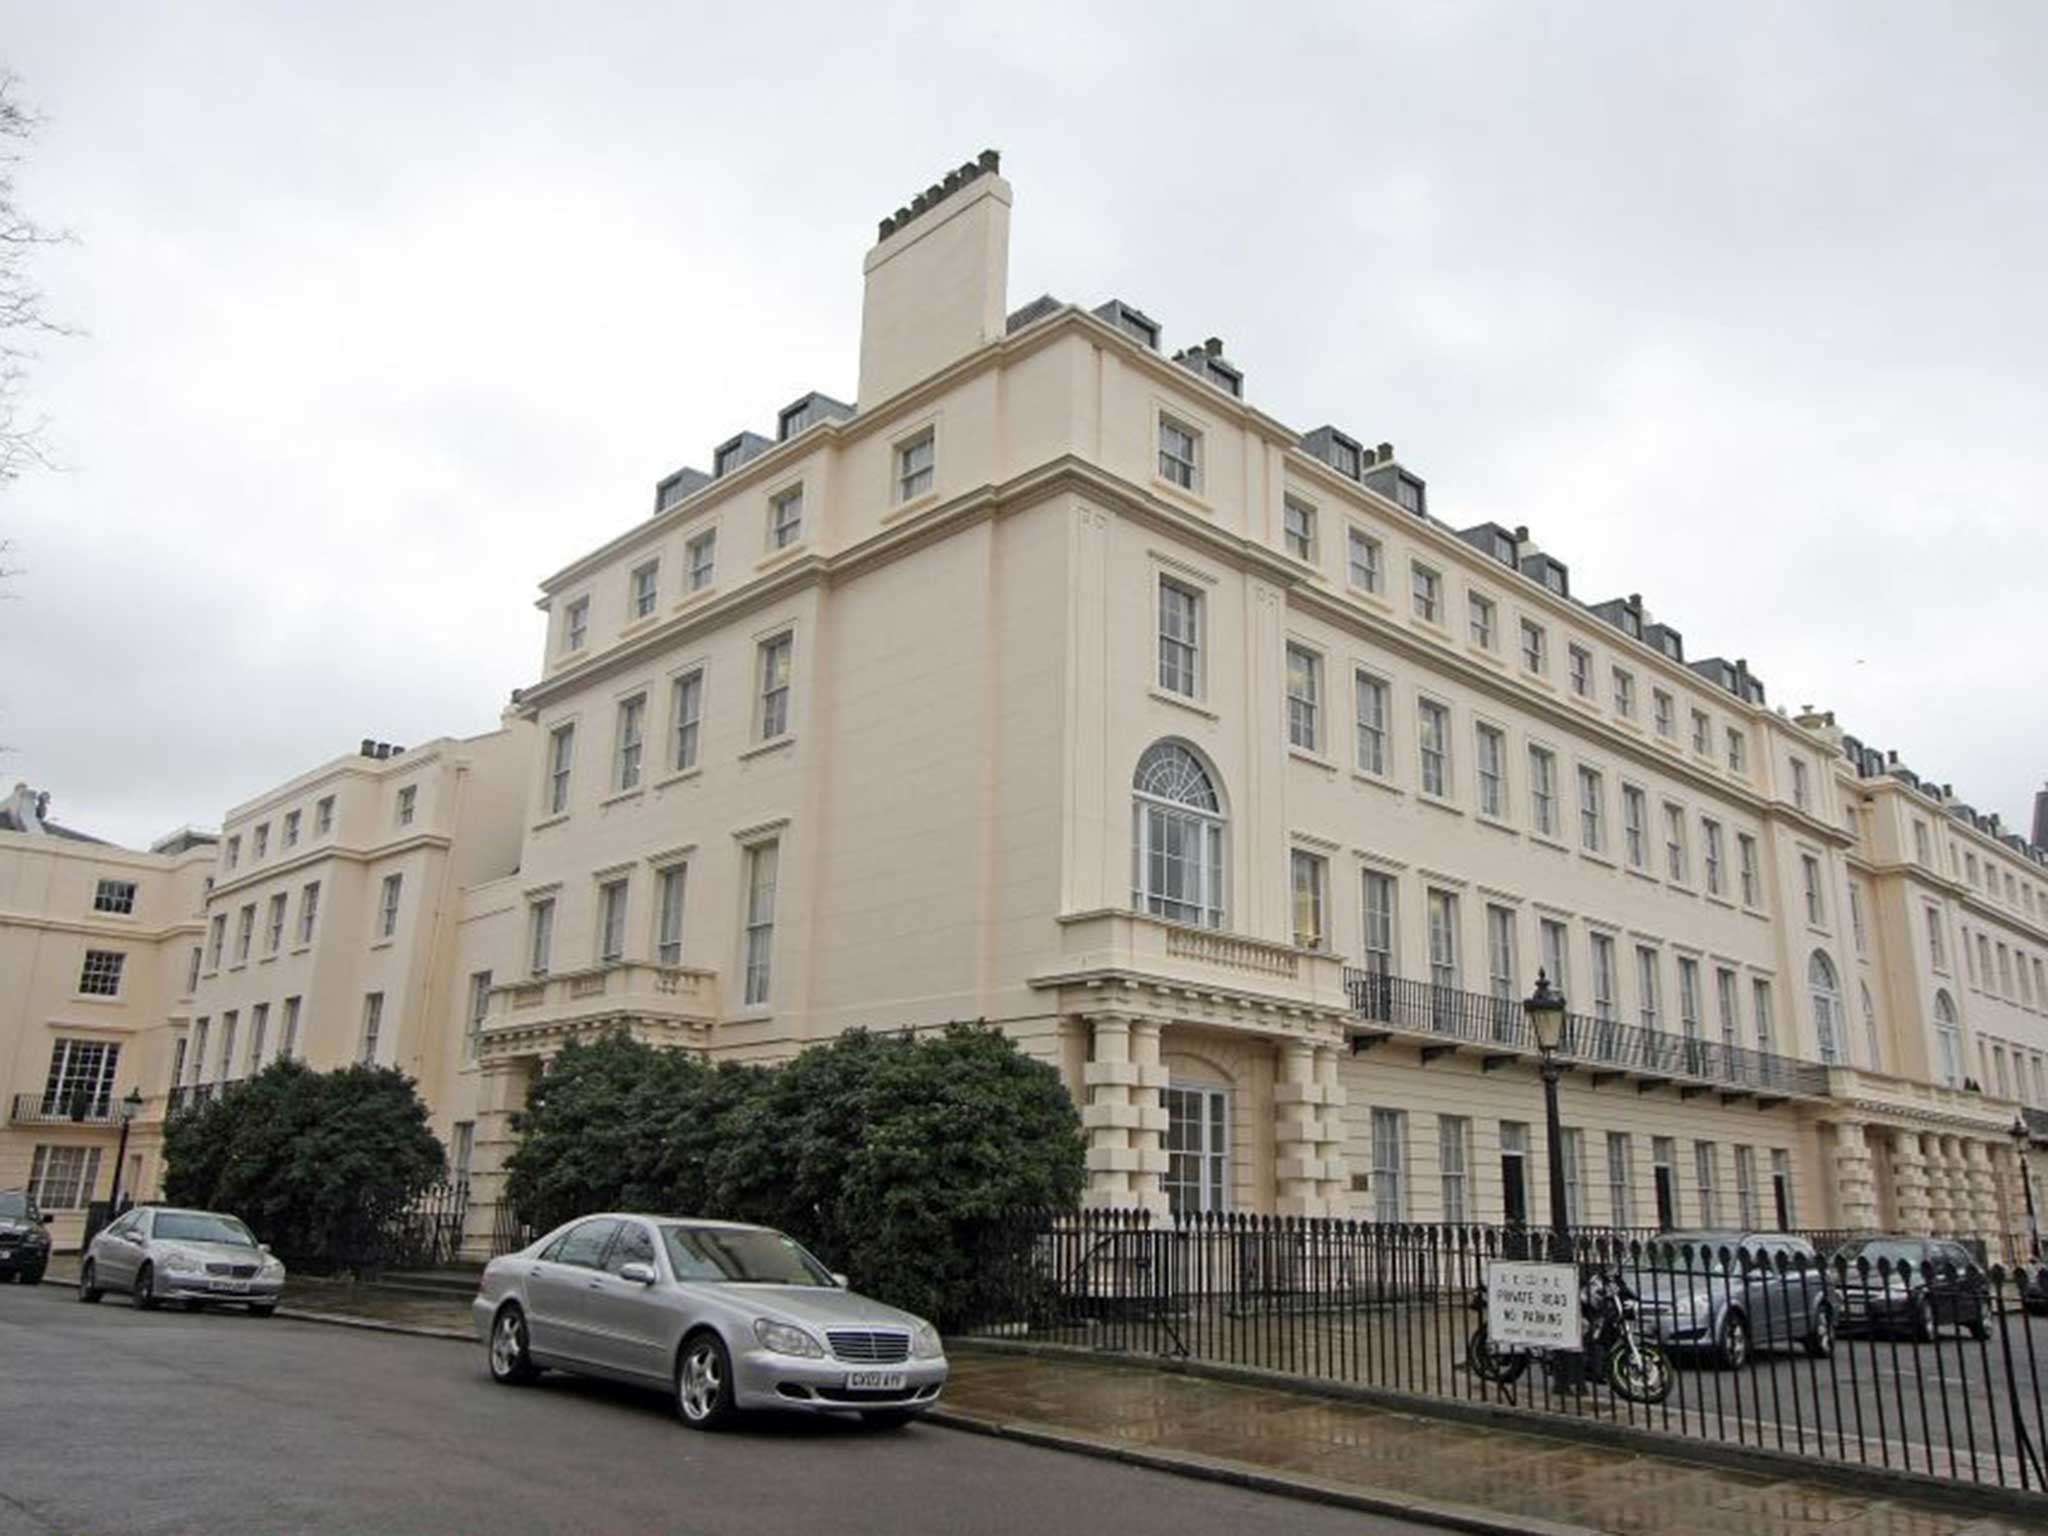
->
{"left": 0, "top": 786, "right": 214, "bottom": 1246}
{"left": 27, "top": 154, "right": 2048, "bottom": 1261}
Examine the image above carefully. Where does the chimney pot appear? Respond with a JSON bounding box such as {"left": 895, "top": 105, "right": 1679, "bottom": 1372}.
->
{"left": 977, "top": 148, "right": 1000, "bottom": 172}
{"left": 1203, "top": 336, "right": 1223, "bottom": 356}
{"left": 1376, "top": 442, "right": 1395, "bottom": 462}
{"left": 360, "top": 738, "right": 376, "bottom": 757}
{"left": 1513, "top": 525, "right": 1529, "bottom": 541}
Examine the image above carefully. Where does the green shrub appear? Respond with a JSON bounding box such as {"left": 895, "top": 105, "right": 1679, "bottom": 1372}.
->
{"left": 161, "top": 1059, "right": 446, "bottom": 1273}
{"left": 505, "top": 1023, "right": 1083, "bottom": 1325}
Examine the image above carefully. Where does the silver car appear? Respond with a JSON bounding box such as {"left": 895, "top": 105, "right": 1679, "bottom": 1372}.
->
{"left": 77, "top": 1205, "right": 286, "bottom": 1314}
{"left": 473, "top": 1214, "right": 947, "bottom": 1430}
{"left": 1632, "top": 1230, "right": 1836, "bottom": 1368}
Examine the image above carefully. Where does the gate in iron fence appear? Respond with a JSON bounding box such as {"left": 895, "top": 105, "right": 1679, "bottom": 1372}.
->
{"left": 960, "top": 1209, "right": 2048, "bottom": 1497}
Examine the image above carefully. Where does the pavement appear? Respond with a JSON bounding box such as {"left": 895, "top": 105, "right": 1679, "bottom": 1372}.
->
{"left": 20, "top": 1259, "right": 2048, "bottom": 1536}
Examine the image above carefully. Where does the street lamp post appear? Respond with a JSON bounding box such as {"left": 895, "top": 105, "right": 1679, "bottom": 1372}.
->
{"left": 1524, "top": 972, "right": 1571, "bottom": 1265}
{"left": 106, "top": 1088, "right": 145, "bottom": 1212}
{"left": 2011, "top": 1115, "right": 2039, "bottom": 1263}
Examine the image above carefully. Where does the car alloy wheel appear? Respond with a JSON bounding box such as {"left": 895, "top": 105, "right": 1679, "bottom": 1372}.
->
{"left": 1717, "top": 1313, "right": 1750, "bottom": 1370}
{"left": 1913, "top": 1295, "right": 1937, "bottom": 1343}
{"left": 675, "top": 1333, "right": 734, "bottom": 1430}
{"left": 1806, "top": 1305, "right": 1835, "bottom": 1359}
{"left": 133, "top": 1262, "right": 160, "bottom": 1311}
{"left": 77, "top": 1261, "right": 102, "bottom": 1305}
{"left": 489, "top": 1307, "right": 536, "bottom": 1385}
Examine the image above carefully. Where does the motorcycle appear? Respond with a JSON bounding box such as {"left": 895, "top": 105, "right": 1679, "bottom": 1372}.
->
{"left": 1467, "top": 1266, "right": 1674, "bottom": 1405}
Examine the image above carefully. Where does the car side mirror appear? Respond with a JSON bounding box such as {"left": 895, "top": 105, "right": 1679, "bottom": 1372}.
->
{"left": 831, "top": 1272, "right": 849, "bottom": 1289}
{"left": 618, "top": 1261, "right": 657, "bottom": 1285}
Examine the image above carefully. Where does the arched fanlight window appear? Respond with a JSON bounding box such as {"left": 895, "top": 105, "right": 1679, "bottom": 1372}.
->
{"left": 1808, "top": 951, "right": 1842, "bottom": 1066}
{"left": 1132, "top": 741, "right": 1225, "bottom": 928}
{"left": 1859, "top": 982, "right": 1881, "bottom": 1072}
{"left": 1932, "top": 990, "right": 1962, "bottom": 1087}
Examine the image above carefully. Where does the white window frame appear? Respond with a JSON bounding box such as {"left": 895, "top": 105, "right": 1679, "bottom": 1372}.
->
{"left": 615, "top": 693, "right": 647, "bottom": 791}
{"left": 630, "top": 558, "right": 660, "bottom": 618}
{"left": 756, "top": 632, "right": 794, "bottom": 742}
{"left": 1286, "top": 644, "right": 1322, "bottom": 753}
{"left": 1158, "top": 577, "right": 1202, "bottom": 698}
{"left": 1163, "top": 1083, "right": 1229, "bottom": 1215}
{"left": 655, "top": 864, "right": 687, "bottom": 967}
{"left": 1282, "top": 496, "right": 1316, "bottom": 562}
{"left": 769, "top": 485, "right": 804, "bottom": 550}
{"left": 1157, "top": 415, "right": 1200, "bottom": 491}
{"left": 742, "top": 839, "right": 780, "bottom": 1007}
{"left": 1290, "top": 849, "right": 1328, "bottom": 951}
{"left": 897, "top": 428, "right": 936, "bottom": 502}
{"left": 1410, "top": 563, "right": 1441, "bottom": 625}
{"left": 686, "top": 528, "right": 717, "bottom": 591}
{"left": 1417, "top": 698, "right": 1450, "bottom": 798}
{"left": 1346, "top": 527, "right": 1381, "bottom": 592}
{"left": 671, "top": 667, "right": 705, "bottom": 773}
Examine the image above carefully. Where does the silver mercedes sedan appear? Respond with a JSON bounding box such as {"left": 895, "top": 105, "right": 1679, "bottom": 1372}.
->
{"left": 473, "top": 1214, "right": 947, "bottom": 1430}
{"left": 77, "top": 1205, "right": 285, "bottom": 1313}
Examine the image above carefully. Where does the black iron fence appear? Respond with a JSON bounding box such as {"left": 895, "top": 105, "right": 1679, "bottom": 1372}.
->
{"left": 490, "top": 1201, "right": 534, "bottom": 1259}
{"left": 1343, "top": 970, "right": 1833, "bottom": 1097}
{"left": 959, "top": 1209, "right": 2048, "bottom": 1496}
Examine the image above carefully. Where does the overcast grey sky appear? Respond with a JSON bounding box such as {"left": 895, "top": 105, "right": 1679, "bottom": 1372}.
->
{"left": 1, "top": 1, "right": 2042, "bottom": 849}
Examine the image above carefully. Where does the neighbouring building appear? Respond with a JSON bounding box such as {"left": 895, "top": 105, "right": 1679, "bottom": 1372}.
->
{"left": 0, "top": 784, "right": 215, "bottom": 1245}
{"left": 173, "top": 724, "right": 531, "bottom": 1198}
{"left": 112, "top": 155, "right": 2048, "bottom": 1261}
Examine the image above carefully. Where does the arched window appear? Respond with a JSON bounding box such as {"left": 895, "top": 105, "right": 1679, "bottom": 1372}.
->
{"left": 1932, "top": 990, "right": 1962, "bottom": 1087}
{"left": 1808, "top": 952, "right": 1841, "bottom": 1066}
{"left": 1860, "top": 982, "right": 1881, "bottom": 1072}
{"left": 1132, "top": 741, "right": 1225, "bottom": 928}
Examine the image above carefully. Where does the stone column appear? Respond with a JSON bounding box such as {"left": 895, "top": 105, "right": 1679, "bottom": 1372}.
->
{"left": 1926, "top": 1140, "right": 1949, "bottom": 1236}
{"left": 1313, "top": 1042, "right": 1350, "bottom": 1216}
{"left": 1963, "top": 1139, "right": 2000, "bottom": 1247}
{"left": 1891, "top": 1128, "right": 1933, "bottom": 1235}
{"left": 462, "top": 1053, "right": 537, "bottom": 1262}
{"left": 1943, "top": 1137, "right": 1975, "bottom": 1238}
{"left": 1274, "top": 1040, "right": 1322, "bottom": 1216}
{"left": 1081, "top": 1015, "right": 1169, "bottom": 1216}
{"left": 1828, "top": 1119, "right": 1879, "bottom": 1231}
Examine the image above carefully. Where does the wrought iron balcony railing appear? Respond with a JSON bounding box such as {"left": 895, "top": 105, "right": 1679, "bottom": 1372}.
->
{"left": 1342, "top": 969, "right": 1832, "bottom": 1099}
{"left": 8, "top": 1091, "right": 116, "bottom": 1126}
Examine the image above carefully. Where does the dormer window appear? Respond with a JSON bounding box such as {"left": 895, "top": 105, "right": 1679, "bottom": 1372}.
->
{"left": 1330, "top": 439, "right": 1361, "bottom": 478}
{"left": 1620, "top": 609, "right": 1642, "bottom": 639}
{"left": 1540, "top": 563, "right": 1565, "bottom": 596}
{"left": 1394, "top": 475, "right": 1423, "bottom": 515}
{"left": 714, "top": 441, "right": 745, "bottom": 477}
{"left": 1491, "top": 532, "right": 1515, "bottom": 564}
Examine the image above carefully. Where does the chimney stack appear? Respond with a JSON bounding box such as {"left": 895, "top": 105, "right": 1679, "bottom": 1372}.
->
{"left": 858, "top": 151, "right": 1011, "bottom": 410}
{"left": 2035, "top": 782, "right": 2048, "bottom": 849}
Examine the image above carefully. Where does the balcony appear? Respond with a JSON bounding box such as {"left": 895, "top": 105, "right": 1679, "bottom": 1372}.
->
{"left": 164, "top": 1084, "right": 220, "bottom": 1116}
{"left": 1030, "top": 910, "right": 1354, "bottom": 1037}
{"left": 479, "top": 961, "right": 721, "bottom": 1061}
{"left": 1343, "top": 970, "right": 1833, "bottom": 1102}
{"left": 9, "top": 1092, "right": 116, "bottom": 1127}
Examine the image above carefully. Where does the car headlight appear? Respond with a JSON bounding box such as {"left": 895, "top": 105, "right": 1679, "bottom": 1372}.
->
{"left": 161, "top": 1249, "right": 204, "bottom": 1274}
{"left": 753, "top": 1319, "right": 826, "bottom": 1358}
{"left": 911, "top": 1321, "right": 944, "bottom": 1360}
{"left": 260, "top": 1258, "right": 285, "bottom": 1278}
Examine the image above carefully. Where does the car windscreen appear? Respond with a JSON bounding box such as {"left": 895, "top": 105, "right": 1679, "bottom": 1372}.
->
{"left": 1834, "top": 1240, "right": 1927, "bottom": 1271}
{"left": 661, "top": 1225, "right": 835, "bottom": 1286}
{"left": 0, "top": 1192, "right": 30, "bottom": 1220}
{"left": 154, "top": 1212, "right": 257, "bottom": 1247}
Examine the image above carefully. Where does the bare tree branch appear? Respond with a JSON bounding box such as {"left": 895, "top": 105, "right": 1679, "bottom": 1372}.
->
{"left": 0, "top": 70, "right": 75, "bottom": 492}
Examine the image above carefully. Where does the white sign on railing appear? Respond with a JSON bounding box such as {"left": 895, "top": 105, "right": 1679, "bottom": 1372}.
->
{"left": 1486, "top": 1260, "right": 1579, "bottom": 1350}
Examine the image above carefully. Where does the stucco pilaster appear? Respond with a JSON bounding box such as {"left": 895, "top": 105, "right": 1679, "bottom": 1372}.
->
{"left": 1963, "top": 1138, "right": 1999, "bottom": 1246}
{"left": 1827, "top": 1119, "right": 1878, "bottom": 1231}
{"left": 1890, "top": 1128, "right": 1932, "bottom": 1235}
{"left": 461, "top": 1054, "right": 537, "bottom": 1261}
{"left": 1080, "top": 1015, "right": 1168, "bottom": 1217}
{"left": 1273, "top": 1039, "right": 1322, "bottom": 1216}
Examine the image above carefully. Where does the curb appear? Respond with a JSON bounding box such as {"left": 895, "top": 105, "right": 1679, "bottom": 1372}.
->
{"left": 923, "top": 1407, "right": 1602, "bottom": 1536}
{"left": 274, "top": 1308, "right": 473, "bottom": 1343}
{"left": 41, "top": 1272, "right": 473, "bottom": 1344}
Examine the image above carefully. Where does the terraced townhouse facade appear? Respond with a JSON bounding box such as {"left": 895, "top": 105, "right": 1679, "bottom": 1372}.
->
{"left": 17, "top": 156, "right": 2047, "bottom": 1260}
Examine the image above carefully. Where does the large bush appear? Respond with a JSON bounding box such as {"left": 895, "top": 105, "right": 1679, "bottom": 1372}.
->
{"left": 504, "top": 1023, "right": 1084, "bottom": 1324}
{"left": 162, "top": 1059, "right": 446, "bottom": 1273}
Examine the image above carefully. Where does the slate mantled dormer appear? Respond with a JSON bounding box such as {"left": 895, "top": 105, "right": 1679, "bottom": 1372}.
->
{"left": 711, "top": 431, "right": 773, "bottom": 479}
{"left": 653, "top": 466, "right": 711, "bottom": 515}
{"left": 1172, "top": 337, "right": 1243, "bottom": 398}
{"left": 776, "top": 392, "right": 854, "bottom": 442}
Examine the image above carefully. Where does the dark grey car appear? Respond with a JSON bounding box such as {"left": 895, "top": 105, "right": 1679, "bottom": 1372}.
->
{"left": 1632, "top": 1231, "right": 1837, "bottom": 1369}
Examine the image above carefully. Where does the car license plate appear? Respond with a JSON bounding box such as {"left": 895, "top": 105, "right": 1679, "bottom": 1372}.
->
{"left": 217, "top": 1280, "right": 250, "bottom": 1294}
{"left": 846, "top": 1371, "right": 906, "bottom": 1391}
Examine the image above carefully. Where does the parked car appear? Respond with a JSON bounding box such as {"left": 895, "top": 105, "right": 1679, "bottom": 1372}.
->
{"left": 0, "top": 1191, "right": 51, "bottom": 1284}
{"left": 77, "top": 1205, "right": 285, "bottom": 1314}
{"left": 474, "top": 1214, "right": 947, "bottom": 1430}
{"left": 2019, "top": 1261, "right": 2048, "bottom": 1317}
{"left": 1631, "top": 1230, "right": 1837, "bottom": 1369}
{"left": 1830, "top": 1236, "right": 1991, "bottom": 1341}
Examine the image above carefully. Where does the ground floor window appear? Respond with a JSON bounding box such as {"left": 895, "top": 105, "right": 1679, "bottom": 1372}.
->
{"left": 1606, "top": 1132, "right": 1635, "bottom": 1228}
{"left": 1734, "top": 1145, "right": 1758, "bottom": 1228}
{"left": 1771, "top": 1149, "right": 1795, "bottom": 1230}
{"left": 1652, "top": 1137, "right": 1677, "bottom": 1229}
{"left": 1163, "top": 1084, "right": 1228, "bottom": 1215}
{"left": 1371, "top": 1108, "right": 1407, "bottom": 1222}
{"left": 1439, "top": 1115, "right": 1470, "bottom": 1224}
{"left": 1560, "top": 1127, "right": 1585, "bottom": 1226}
{"left": 1695, "top": 1142, "right": 1721, "bottom": 1227}
{"left": 29, "top": 1144, "right": 101, "bottom": 1210}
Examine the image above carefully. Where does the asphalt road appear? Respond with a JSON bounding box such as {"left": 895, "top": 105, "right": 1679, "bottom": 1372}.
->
{"left": 0, "top": 1283, "right": 1438, "bottom": 1536}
